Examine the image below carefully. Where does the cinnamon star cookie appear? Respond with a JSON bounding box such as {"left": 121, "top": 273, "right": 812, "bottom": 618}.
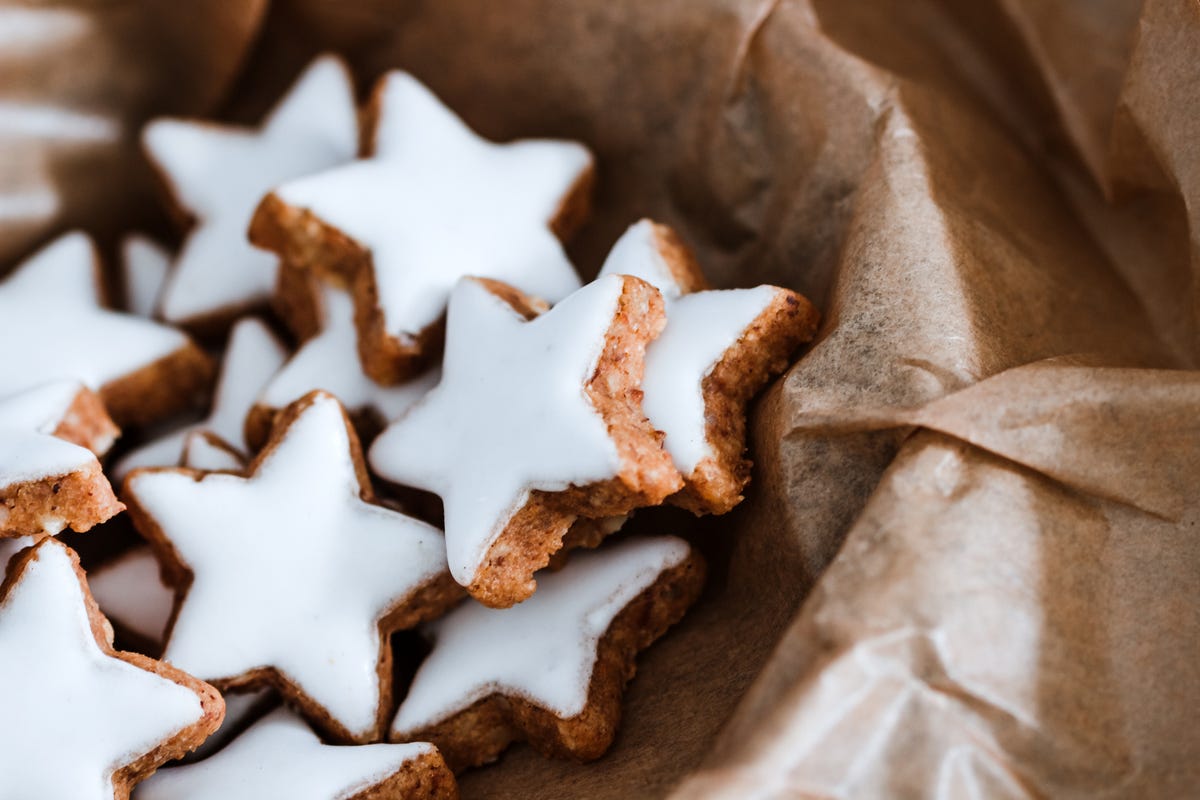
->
{"left": 391, "top": 536, "right": 704, "bottom": 770}
{"left": 0, "top": 232, "right": 212, "bottom": 426}
{"left": 123, "top": 391, "right": 462, "bottom": 743}
{"left": 251, "top": 70, "right": 593, "bottom": 384}
{"left": 598, "top": 220, "right": 819, "bottom": 513}
{"left": 0, "top": 381, "right": 122, "bottom": 536}
{"left": 0, "top": 539, "right": 223, "bottom": 799}
{"left": 369, "top": 275, "right": 681, "bottom": 608}
{"left": 143, "top": 55, "right": 358, "bottom": 328}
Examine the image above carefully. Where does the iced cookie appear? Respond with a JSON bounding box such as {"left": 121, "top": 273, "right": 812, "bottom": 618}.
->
{"left": 0, "top": 233, "right": 213, "bottom": 426}
{"left": 247, "top": 285, "right": 439, "bottom": 448}
{"left": 598, "top": 220, "right": 819, "bottom": 513}
{"left": 113, "top": 317, "right": 286, "bottom": 479}
{"left": 0, "top": 539, "right": 223, "bottom": 799}
{"left": 250, "top": 70, "right": 593, "bottom": 384}
{"left": 392, "top": 536, "right": 704, "bottom": 770}
{"left": 1, "top": 381, "right": 122, "bottom": 536}
{"left": 123, "top": 391, "right": 463, "bottom": 743}
{"left": 142, "top": 55, "right": 358, "bottom": 328}
{"left": 121, "top": 234, "right": 170, "bottom": 318}
{"left": 140, "top": 709, "right": 457, "bottom": 800}
{"left": 370, "top": 275, "right": 681, "bottom": 608}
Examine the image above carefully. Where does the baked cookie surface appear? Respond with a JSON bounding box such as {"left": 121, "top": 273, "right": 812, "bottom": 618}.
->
{"left": 123, "top": 392, "right": 462, "bottom": 743}
{"left": 0, "top": 539, "right": 223, "bottom": 800}
{"left": 392, "top": 535, "right": 704, "bottom": 770}
{"left": 0, "top": 381, "right": 122, "bottom": 536}
{"left": 598, "top": 220, "right": 820, "bottom": 513}
{"left": 0, "top": 233, "right": 212, "bottom": 426}
{"left": 142, "top": 55, "right": 358, "bottom": 328}
{"left": 251, "top": 70, "right": 593, "bottom": 384}
{"left": 370, "top": 275, "right": 681, "bottom": 607}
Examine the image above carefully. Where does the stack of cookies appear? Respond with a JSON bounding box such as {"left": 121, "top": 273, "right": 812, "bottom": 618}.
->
{"left": 0, "top": 55, "right": 818, "bottom": 799}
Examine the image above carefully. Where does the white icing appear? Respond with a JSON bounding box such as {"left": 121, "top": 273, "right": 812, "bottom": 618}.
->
{"left": 113, "top": 433, "right": 192, "bottom": 483}
{"left": 125, "top": 394, "right": 450, "bottom": 739}
{"left": 88, "top": 547, "right": 173, "bottom": 645}
{"left": 181, "top": 431, "right": 246, "bottom": 472}
{"left": 113, "top": 317, "right": 287, "bottom": 479}
{"left": 5, "top": 231, "right": 103, "bottom": 306}
{"left": 141, "top": 708, "right": 435, "bottom": 799}
{"left": 393, "top": 535, "right": 690, "bottom": 733}
{"left": 121, "top": 234, "right": 171, "bottom": 317}
{"left": 598, "top": 221, "right": 781, "bottom": 473}
{"left": 0, "top": 540, "right": 203, "bottom": 800}
{"left": 0, "top": 233, "right": 192, "bottom": 399}
{"left": 0, "top": 536, "right": 32, "bottom": 572}
{"left": 258, "top": 286, "right": 439, "bottom": 421}
{"left": 0, "top": 381, "right": 100, "bottom": 487}
{"left": 275, "top": 70, "right": 589, "bottom": 336}
{"left": 143, "top": 55, "right": 358, "bottom": 323}
{"left": 369, "top": 276, "right": 627, "bottom": 585}
{"left": 188, "top": 688, "right": 273, "bottom": 761}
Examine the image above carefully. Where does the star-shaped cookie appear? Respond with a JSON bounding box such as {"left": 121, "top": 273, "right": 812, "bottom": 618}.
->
{"left": 123, "top": 391, "right": 462, "bottom": 743}
{"left": 392, "top": 536, "right": 704, "bottom": 770}
{"left": 249, "top": 285, "right": 439, "bottom": 447}
{"left": 598, "top": 220, "right": 820, "bottom": 513}
{"left": 0, "top": 538, "right": 223, "bottom": 800}
{"left": 251, "top": 70, "right": 593, "bottom": 384}
{"left": 140, "top": 709, "right": 457, "bottom": 800}
{"left": 0, "top": 232, "right": 213, "bottom": 426}
{"left": 1, "top": 381, "right": 122, "bottom": 536}
{"left": 143, "top": 55, "right": 358, "bottom": 327}
{"left": 113, "top": 317, "right": 287, "bottom": 479}
{"left": 369, "top": 275, "right": 681, "bottom": 608}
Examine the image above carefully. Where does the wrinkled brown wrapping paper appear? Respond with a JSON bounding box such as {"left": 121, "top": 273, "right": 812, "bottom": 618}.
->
{"left": 4, "top": 0, "right": 1197, "bottom": 797}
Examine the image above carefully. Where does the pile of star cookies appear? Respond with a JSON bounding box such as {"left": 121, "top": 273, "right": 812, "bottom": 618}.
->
{"left": 0, "top": 55, "right": 818, "bottom": 798}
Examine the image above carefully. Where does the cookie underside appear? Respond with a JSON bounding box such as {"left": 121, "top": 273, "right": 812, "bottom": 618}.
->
{"left": 398, "top": 551, "right": 705, "bottom": 771}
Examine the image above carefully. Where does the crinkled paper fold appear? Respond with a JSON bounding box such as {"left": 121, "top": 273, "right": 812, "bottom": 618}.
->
{"left": 2, "top": 0, "right": 1196, "bottom": 796}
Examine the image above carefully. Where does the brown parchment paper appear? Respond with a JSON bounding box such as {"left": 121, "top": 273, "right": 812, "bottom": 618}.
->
{"left": 2, "top": 0, "right": 1197, "bottom": 797}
